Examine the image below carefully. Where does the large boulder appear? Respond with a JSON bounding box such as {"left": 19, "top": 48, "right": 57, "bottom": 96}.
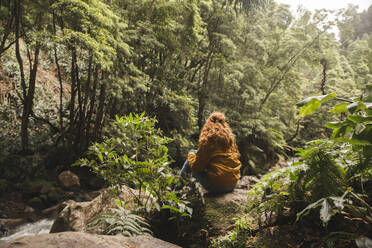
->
{"left": 50, "top": 186, "right": 138, "bottom": 233}
{"left": 0, "top": 219, "right": 25, "bottom": 238}
{"left": 58, "top": 171, "right": 80, "bottom": 189}
{"left": 205, "top": 176, "right": 258, "bottom": 232}
{"left": 169, "top": 176, "right": 256, "bottom": 248}
{"left": 203, "top": 187, "right": 250, "bottom": 236}
{"left": 0, "top": 231, "right": 181, "bottom": 248}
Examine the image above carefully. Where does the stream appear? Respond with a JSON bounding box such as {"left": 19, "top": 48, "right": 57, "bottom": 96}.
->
{"left": 0, "top": 219, "right": 54, "bottom": 245}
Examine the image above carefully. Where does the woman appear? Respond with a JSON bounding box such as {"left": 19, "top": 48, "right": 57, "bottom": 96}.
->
{"left": 179, "top": 112, "right": 242, "bottom": 193}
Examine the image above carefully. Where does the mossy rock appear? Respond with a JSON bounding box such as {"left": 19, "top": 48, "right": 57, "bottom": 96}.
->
{"left": 40, "top": 182, "right": 55, "bottom": 194}
{"left": 203, "top": 189, "right": 248, "bottom": 236}
{"left": 27, "top": 197, "right": 45, "bottom": 209}
{"left": 47, "top": 188, "right": 63, "bottom": 203}
{"left": 22, "top": 180, "right": 52, "bottom": 195}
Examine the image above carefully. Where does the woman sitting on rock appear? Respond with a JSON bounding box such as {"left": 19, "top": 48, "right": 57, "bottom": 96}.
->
{"left": 179, "top": 111, "right": 242, "bottom": 193}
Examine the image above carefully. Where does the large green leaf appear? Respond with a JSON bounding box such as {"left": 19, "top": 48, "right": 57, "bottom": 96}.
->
{"left": 331, "top": 138, "right": 371, "bottom": 146}
{"left": 329, "top": 102, "right": 349, "bottom": 114}
{"left": 347, "top": 115, "right": 372, "bottom": 124}
{"left": 325, "top": 121, "right": 348, "bottom": 129}
{"left": 331, "top": 125, "right": 351, "bottom": 138}
{"left": 346, "top": 101, "right": 366, "bottom": 113}
{"left": 297, "top": 93, "right": 337, "bottom": 119}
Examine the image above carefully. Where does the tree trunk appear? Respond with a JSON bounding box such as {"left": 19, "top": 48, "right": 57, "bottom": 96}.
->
{"left": 15, "top": 0, "right": 41, "bottom": 152}
{"left": 197, "top": 51, "right": 213, "bottom": 130}
{"left": 53, "top": 12, "right": 65, "bottom": 143}
{"left": 68, "top": 47, "right": 77, "bottom": 147}
{"left": 75, "top": 60, "right": 83, "bottom": 152}
{"left": 93, "top": 79, "right": 106, "bottom": 141}
{"left": 320, "top": 58, "right": 327, "bottom": 95}
{"left": 85, "top": 66, "right": 98, "bottom": 142}
{"left": 21, "top": 45, "right": 40, "bottom": 152}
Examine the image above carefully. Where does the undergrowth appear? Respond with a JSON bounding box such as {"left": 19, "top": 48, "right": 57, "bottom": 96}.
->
{"left": 214, "top": 87, "right": 372, "bottom": 247}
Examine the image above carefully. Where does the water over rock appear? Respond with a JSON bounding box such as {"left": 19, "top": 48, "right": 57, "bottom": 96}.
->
{"left": 0, "top": 219, "right": 54, "bottom": 245}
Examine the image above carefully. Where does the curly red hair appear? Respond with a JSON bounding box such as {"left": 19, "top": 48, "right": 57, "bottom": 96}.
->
{"left": 198, "top": 112, "right": 236, "bottom": 149}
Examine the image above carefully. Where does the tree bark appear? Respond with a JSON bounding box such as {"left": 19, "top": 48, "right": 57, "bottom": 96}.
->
{"left": 15, "top": 0, "right": 41, "bottom": 152}
{"left": 85, "top": 66, "right": 98, "bottom": 142}
{"left": 21, "top": 45, "right": 40, "bottom": 151}
{"left": 320, "top": 58, "right": 327, "bottom": 95}
{"left": 197, "top": 51, "right": 213, "bottom": 130}
{"left": 93, "top": 78, "right": 106, "bottom": 141}
{"left": 68, "top": 47, "right": 77, "bottom": 147}
{"left": 75, "top": 60, "right": 83, "bottom": 152}
{"left": 52, "top": 12, "right": 65, "bottom": 142}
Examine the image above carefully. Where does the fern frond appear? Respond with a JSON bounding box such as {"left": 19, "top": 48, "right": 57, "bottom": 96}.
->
{"left": 87, "top": 206, "right": 153, "bottom": 237}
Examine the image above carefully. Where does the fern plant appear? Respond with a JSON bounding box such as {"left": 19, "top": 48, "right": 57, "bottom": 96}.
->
{"left": 247, "top": 164, "right": 297, "bottom": 226}
{"left": 292, "top": 145, "right": 346, "bottom": 203}
{"left": 87, "top": 206, "right": 153, "bottom": 237}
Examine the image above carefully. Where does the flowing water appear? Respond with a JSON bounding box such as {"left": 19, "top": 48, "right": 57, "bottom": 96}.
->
{"left": 0, "top": 219, "right": 54, "bottom": 244}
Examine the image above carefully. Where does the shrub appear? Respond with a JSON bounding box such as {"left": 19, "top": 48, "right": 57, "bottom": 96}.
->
{"left": 75, "top": 113, "right": 192, "bottom": 217}
{"left": 247, "top": 87, "right": 372, "bottom": 246}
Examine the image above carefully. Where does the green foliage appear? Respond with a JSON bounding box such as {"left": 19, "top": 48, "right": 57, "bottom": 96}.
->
{"left": 75, "top": 113, "right": 192, "bottom": 217}
{"left": 296, "top": 92, "right": 337, "bottom": 119}
{"left": 293, "top": 146, "right": 345, "bottom": 202}
{"left": 246, "top": 85, "right": 372, "bottom": 245}
{"left": 247, "top": 163, "right": 297, "bottom": 226}
{"left": 87, "top": 201, "right": 153, "bottom": 237}
{"left": 296, "top": 188, "right": 372, "bottom": 228}
{"left": 1, "top": 0, "right": 370, "bottom": 180}
{"left": 210, "top": 217, "right": 254, "bottom": 248}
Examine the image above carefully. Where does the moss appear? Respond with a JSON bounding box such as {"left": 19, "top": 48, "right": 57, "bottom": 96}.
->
{"left": 210, "top": 214, "right": 257, "bottom": 248}
{"left": 47, "top": 190, "right": 60, "bottom": 203}
{"left": 40, "top": 182, "right": 55, "bottom": 194}
{"left": 27, "top": 197, "right": 45, "bottom": 209}
{"left": 204, "top": 197, "right": 245, "bottom": 234}
{"left": 23, "top": 179, "right": 52, "bottom": 195}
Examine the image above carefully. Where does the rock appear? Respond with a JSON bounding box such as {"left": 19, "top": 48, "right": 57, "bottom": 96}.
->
{"left": 203, "top": 187, "right": 250, "bottom": 236}
{"left": 26, "top": 197, "right": 45, "bottom": 210}
{"left": 50, "top": 186, "right": 138, "bottom": 233}
{"left": 41, "top": 204, "right": 62, "bottom": 218}
{"left": 0, "top": 218, "right": 25, "bottom": 238}
{"left": 47, "top": 188, "right": 63, "bottom": 203}
{"left": 40, "top": 183, "right": 55, "bottom": 194}
{"left": 236, "top": 175, "right": 260, "bottom": 189}
{"left": 0, "top": 193, "right": 26, "bottom": 219}
{"left": 23, "top": 180, "right": 53, "bottom": 195}
{"left": 58, "top": 171, "right": 80, "bottom": 189}
{"left": 24, "top": 206, "right": 34, "bottom": 213}
{"left": 0, "top": 231, "right": 181, "bottom": 248}
{"left": 40, "top": 194, "right": 48, "bottom": 202}
{"left": 0, "top": 225, "right": 7, "bottom": 238}
{"left": 0, "top": 219, "right": 25, "bottom": 229}
{"left": 124, "top": 235, "right": 182, "bottom": 248}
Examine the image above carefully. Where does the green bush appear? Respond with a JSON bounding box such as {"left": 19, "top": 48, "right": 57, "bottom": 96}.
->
{"left": 246, "top": 86, "right": 372, "bottom": 245}
{"left": 75, "top": 113, "right": 192, "bottom": 217}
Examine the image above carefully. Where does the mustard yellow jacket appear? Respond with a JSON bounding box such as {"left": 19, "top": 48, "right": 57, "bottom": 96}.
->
{"left": 187, "top": 142, "right": 242, "bottom": 187}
